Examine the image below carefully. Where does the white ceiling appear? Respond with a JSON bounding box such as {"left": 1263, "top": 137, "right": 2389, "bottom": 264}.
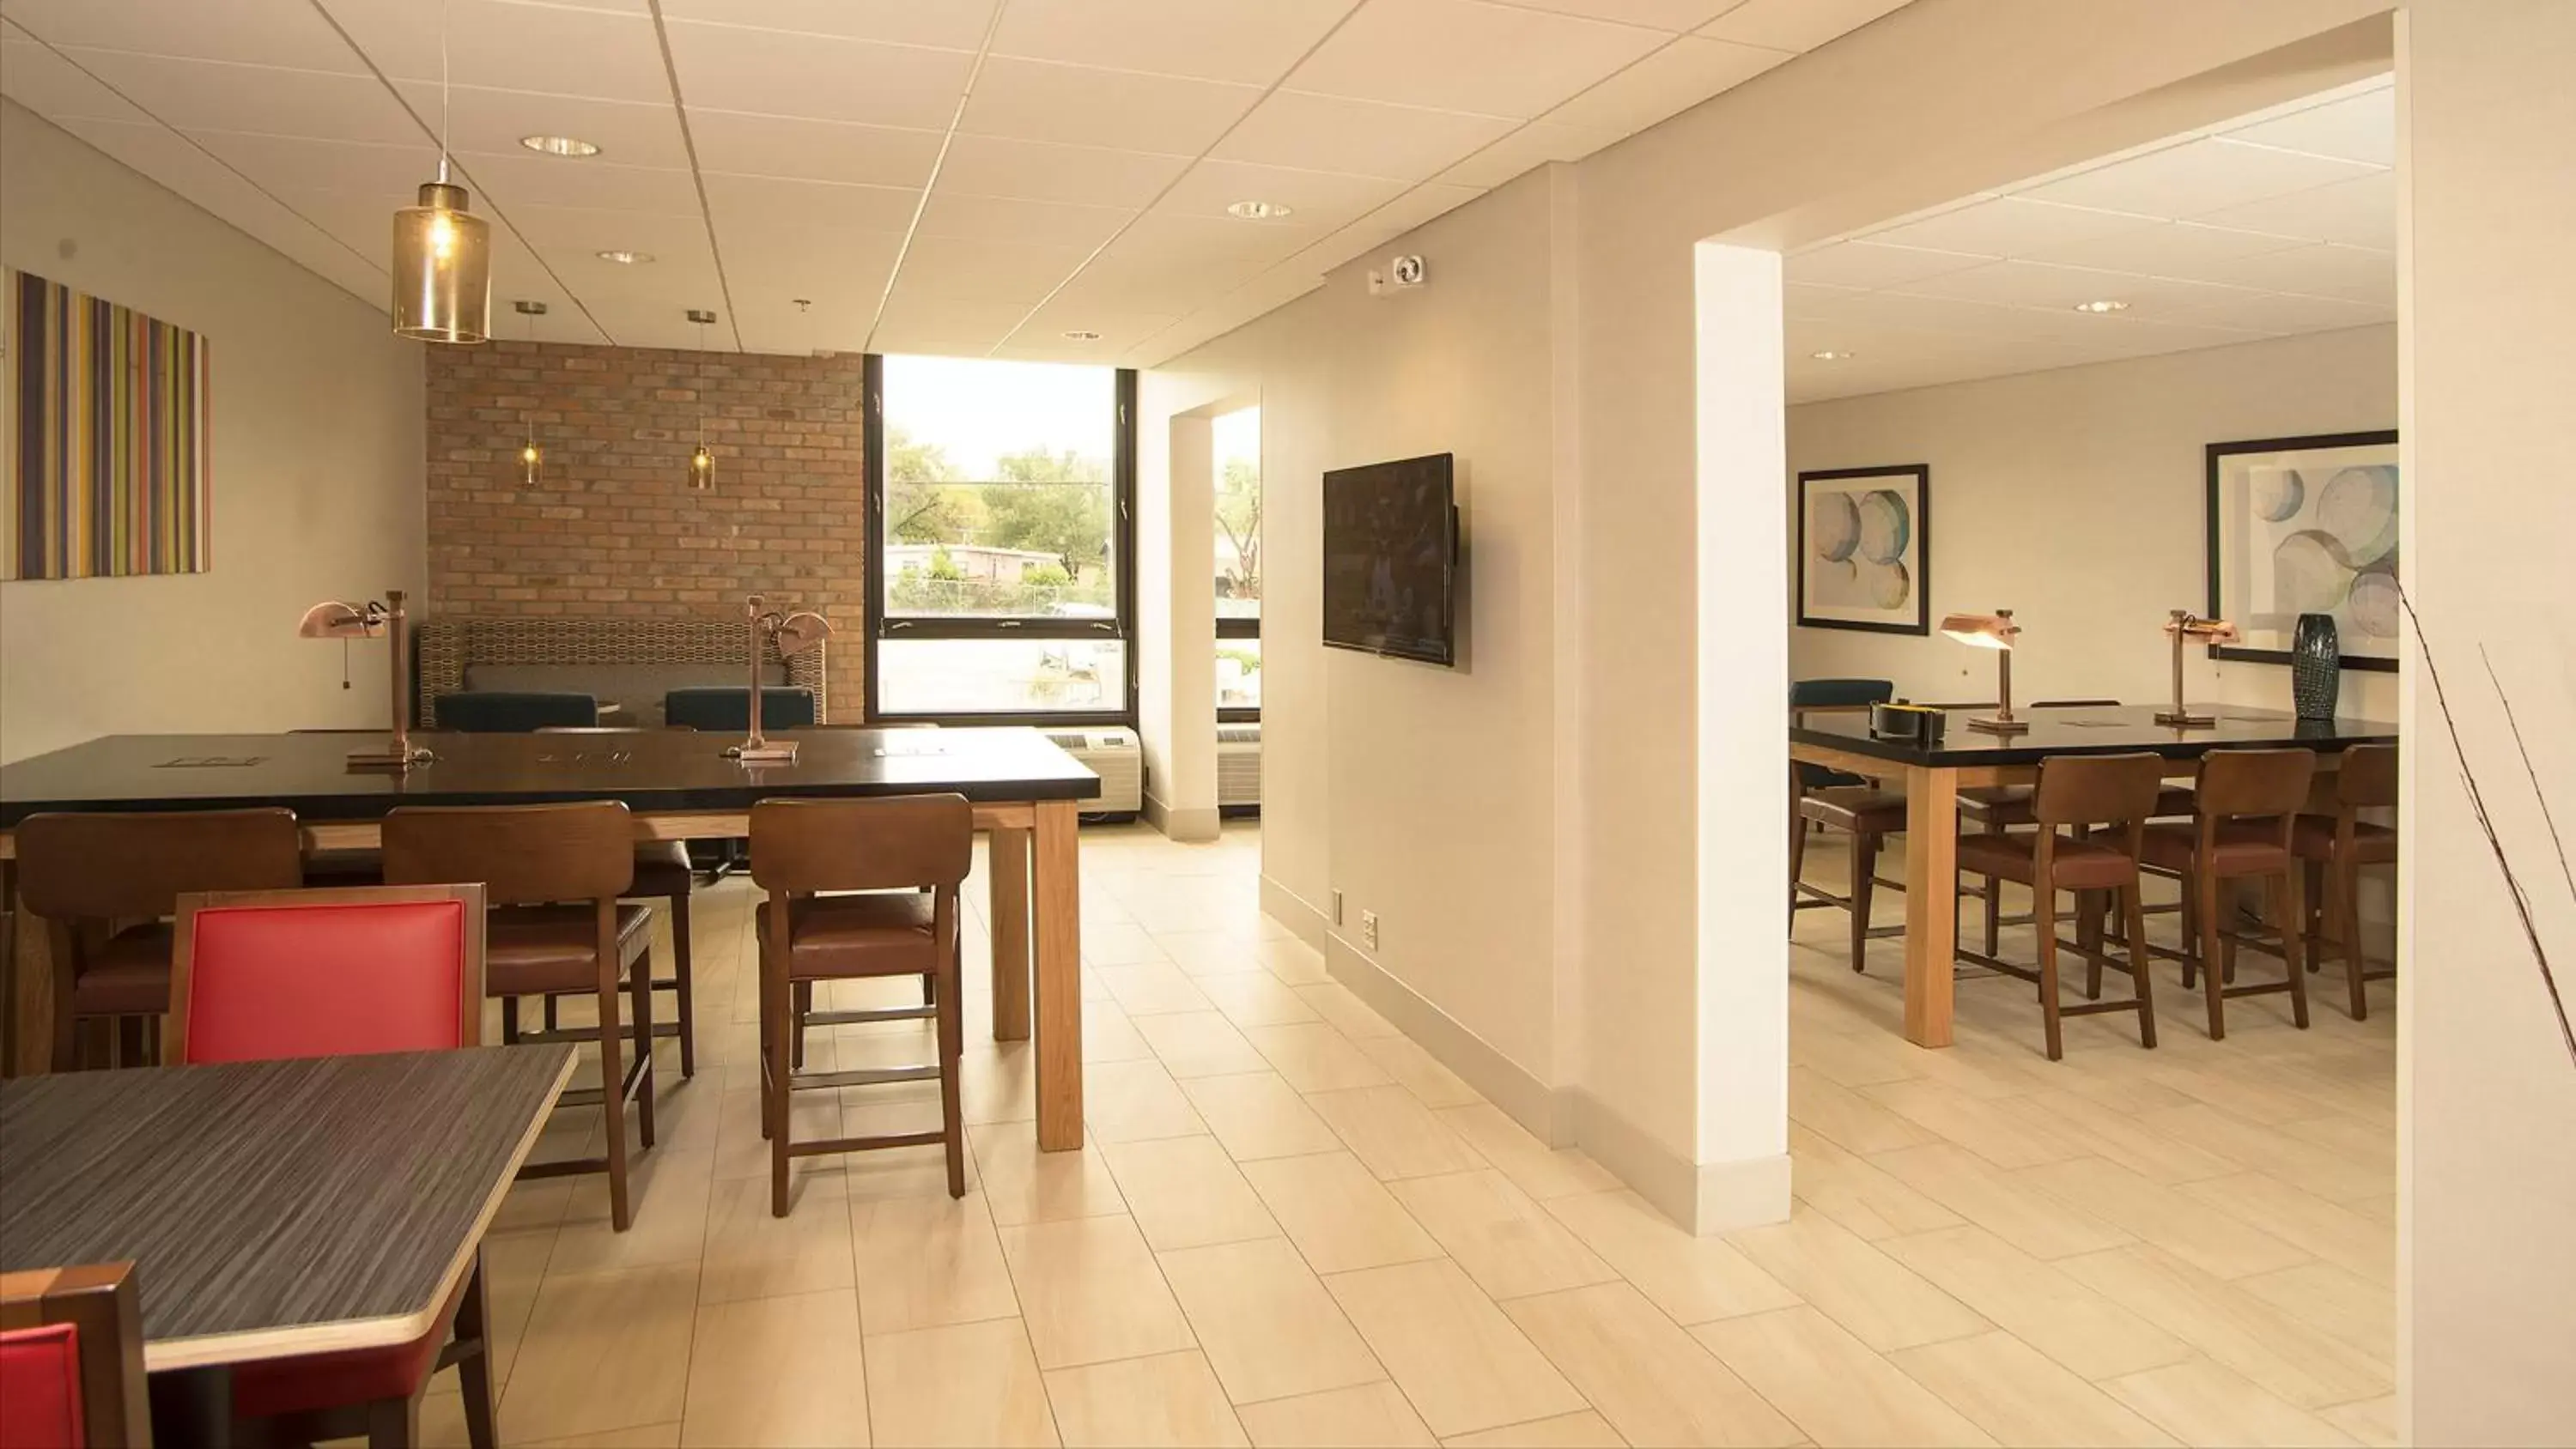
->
{"left": 0, "top": 0, "right": 1912, "bottom": 363}
{"left": 1785, "top": 76, "right": 2396, "bottom": 403}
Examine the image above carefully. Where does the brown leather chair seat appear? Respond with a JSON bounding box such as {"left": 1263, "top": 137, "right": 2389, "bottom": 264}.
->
{"left": 2142, "top": 820, "right": 2292, "bottom": 876}
{"left": 631, "top": 841, "right": 696, "bottom": 897}
{"left": 2293, "top": 814, "right": 2396, "bottom": 866}
{"left": 1961, "top": 784, "right": 2196, "bottom": 828}
{"left": 756, "top": 893, "right": 938, "bottom": 979}
{"left": 486, "top": 903, "right": 654, "bottom": 997}
{"left": 1797, "top": 787, "right": 1908, "bottom": 835}
{"left": 68, "top": 925, "right": 176, "bottom": 1017}
{"left": 302, "top": 849, "right": 386, "bottom": 888}
{"left": 1954, "top": 832, "right": 2140, "bottom": 892}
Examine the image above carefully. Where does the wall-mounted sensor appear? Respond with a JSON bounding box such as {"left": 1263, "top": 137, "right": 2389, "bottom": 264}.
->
{"left": 1390, "top": 255, "right": 1426, "bottom": 286}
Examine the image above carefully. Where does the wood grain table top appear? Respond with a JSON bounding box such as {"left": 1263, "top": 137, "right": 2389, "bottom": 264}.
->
{"left": 1790, "top": 703, "right": 2397, "bottom": 769}
{"left": 0, "top": 726, "right": 1101, "bottom": 828}
{"left": 0, "top": 1046, "right": 575, "bottom": 1370}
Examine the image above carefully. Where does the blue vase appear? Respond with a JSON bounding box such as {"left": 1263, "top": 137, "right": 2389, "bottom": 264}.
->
{"left": 2292, "top": 613, "right": 2340, "bottom": 720}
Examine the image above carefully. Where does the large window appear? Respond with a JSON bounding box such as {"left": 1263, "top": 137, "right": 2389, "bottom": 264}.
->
{"left": 1214, "top": 407, "right": 1261, "bottom": 719}
{"left": 866, "top": 355, "right": 1135, "bottom": 722}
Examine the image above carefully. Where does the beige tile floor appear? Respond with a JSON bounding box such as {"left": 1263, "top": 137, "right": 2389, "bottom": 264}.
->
{"left": 414, "top": 822, "right": 2397, "bottom": 1448}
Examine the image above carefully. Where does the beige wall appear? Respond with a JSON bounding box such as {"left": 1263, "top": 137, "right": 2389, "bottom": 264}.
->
{"left": 2396, "top": 3, "right": 2576, "bottom": 1440}
{"left": 0, "top": 100, "right": 424, "bottom": 764}
{"left": 1788, "top": 325, "right": 2401, "bottom": 719}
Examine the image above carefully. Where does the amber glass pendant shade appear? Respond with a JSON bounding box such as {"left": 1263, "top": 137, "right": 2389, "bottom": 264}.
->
{"left": 392, "top": 182, "right": 491, "bottom": 343}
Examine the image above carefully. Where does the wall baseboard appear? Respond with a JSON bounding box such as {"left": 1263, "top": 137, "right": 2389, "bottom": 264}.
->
{"left": 1563, "top": 1088, "right": 1791, "bottom": 1234}
{"left": 1324, "top": 934, "right": 1561, "bottom": 1141}
{"left": 1143, "top": 793, "right": 1219, "bottom": 843}
{"left": 1259, "top": 875, "right": 1331, "bottom": 950}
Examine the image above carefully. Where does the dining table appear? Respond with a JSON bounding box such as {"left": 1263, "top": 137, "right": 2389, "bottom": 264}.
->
{"left": 0, "top": 725, "right": 1101, "bottom": 1148}
{"left": 0, "top": 1045, "right": 575, "bottom": 1442}
{"left": 1789, "top": 702, "right": 2398, "bottom": 1049}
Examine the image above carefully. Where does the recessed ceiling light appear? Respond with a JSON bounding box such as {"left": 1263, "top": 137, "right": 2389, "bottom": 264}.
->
{"left": 596, "top": 250, "right": 653, "bottom": 264}
{"left": 520, "top": 135, "right": 600, "bottom": 157}
{"left": 1810, "top": 349, "right": 1855, "bottom": 361}
{"left": 1061, "top": 329, "right": 1102, "bottom": 341}
{"left": 2074, "top": 298, "right": 2129, "bottom": 313}
{"left": 1226, "top": 200, "right": 1293, "bottom": 221}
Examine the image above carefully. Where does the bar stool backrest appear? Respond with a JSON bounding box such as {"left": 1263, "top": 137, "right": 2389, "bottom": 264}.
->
{"left": 2033, "top": 753, "right": 2166, "bottom": 828}
{"left": 2196, "top": 749, "right": 2318, "bottom": 822}
{"left": 2336, "top": 743, "right": 2398, "bottom": 809}
{"left": 382, "top": 800, "right": 636, "bottom": 906}
{"left": 749, "top": 795, "right": 972, "bottom": 894}
{"left": 15, "top": 809, "right": 303, "bottom": 921}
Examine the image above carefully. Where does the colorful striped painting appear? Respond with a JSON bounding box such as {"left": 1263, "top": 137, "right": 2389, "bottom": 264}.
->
{"left": 4, "top": 269, "right": 212, "bottom": 580}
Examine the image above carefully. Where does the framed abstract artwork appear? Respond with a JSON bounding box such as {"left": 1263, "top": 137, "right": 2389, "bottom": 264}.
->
{"left": 3, "top": 269, "right": 213, "bottom": 581}
{"left": 1798, "top": 464, "right": 1930, "bottom": 635}
{"left": 2205, "top": 430, "right": 2399, "bottom": 671}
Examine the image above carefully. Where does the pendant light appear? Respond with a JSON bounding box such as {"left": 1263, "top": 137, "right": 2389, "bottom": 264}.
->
{"left": 392, "top": 0, "right": 491, "bottom": 343}
{"left": 513, "top": 300, "right": 545, "bottom": 483}
{"left": 687, "top": 308, "right": 718, "bottom": 489}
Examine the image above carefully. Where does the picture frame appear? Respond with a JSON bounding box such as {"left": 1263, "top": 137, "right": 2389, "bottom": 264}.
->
{"left": 1798, "top": 464, "right": 1930, "bottom": 635}
{"left": 2204, "top": 430, "right": 2400, "bottom": 671}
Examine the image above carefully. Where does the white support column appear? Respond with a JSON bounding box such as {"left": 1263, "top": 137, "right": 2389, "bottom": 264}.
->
{"left": 1140, "top": 413, "right": 1218, "bottom": 840}
{"left": 1689, "top": 240, "right": 1792, "bottom": 1231}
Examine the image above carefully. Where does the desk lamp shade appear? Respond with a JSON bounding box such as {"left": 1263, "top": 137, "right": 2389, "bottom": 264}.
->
{"left": 2154, "top": 610, "right": 2239, "bottom": 728}
{"left": 296, "top": 591, "right": 432, "bottom": 770}
{"left": 297, "top": 600, "right": 385, "bottom": 640}
{"left": 1941, "top": 609, "right": 2026, "bottom": 734}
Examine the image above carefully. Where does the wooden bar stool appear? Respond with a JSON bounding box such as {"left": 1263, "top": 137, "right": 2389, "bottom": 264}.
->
{"left": 1952, "top": 752, "right": 2166, "bottom": 1059}
{"left": 13, "top": 809, "right": 304, "bottom": 1071}
{"left": 1791, "top": 787, "right": 1909, "bottom": 973}
{"left": 2142, "top": 748, "right": 2318, "bottom": 1040}
{"left": 383, "top": 801, "right": 658, "bottom": 1231}
{"left": 750, "top": 794, "right": 970, "bottom": 1216}
{"left": 1955, "top": 701, "right": 2195, "bottom": 955}
{"left": 536, "top": 728, "right": 697, "bottom": 1076}
{"left": 2297, "top": 743, "right": 2398, "bottom": 1020}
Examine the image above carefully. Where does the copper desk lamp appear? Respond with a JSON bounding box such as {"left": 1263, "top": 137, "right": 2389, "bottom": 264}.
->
{"left": 1940, "top": 609, "right": 2027, "bottom": 735}
{"left": 297, "top": 588, "right": 434, "bottom": 771}
{"left": 729, "top": 593, "right": 833, "bottom": 763}
{"left": 2154, "top": 609, "right": 2239, "bottom": 728}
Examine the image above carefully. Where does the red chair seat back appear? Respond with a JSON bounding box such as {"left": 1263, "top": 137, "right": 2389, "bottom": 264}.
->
{"left": 0, "top": 1324, "right": 83, "bottom": 1449}
{"left": 173, "top": 888, "right": 483, "bottom": 1064}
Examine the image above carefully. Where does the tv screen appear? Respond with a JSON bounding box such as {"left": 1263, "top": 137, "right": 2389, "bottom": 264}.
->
{"left": 1322, "top": 453, "right": 1458, "bottom": 667}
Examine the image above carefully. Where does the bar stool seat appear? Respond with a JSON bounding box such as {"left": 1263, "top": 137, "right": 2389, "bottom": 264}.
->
{"left": 1958, "top": 832, "right": 2136, "bottom": 890}
{"left": 1798, "top": 788, "right": 1907, "bottom": 835}
{"left": 1960, "top": 784, "right": 2197, "bottom": 827}
{"left": 2142, "top": 820, "right": 2292, "bottom": 876}
{"left": 487, "top": 904, "right": 654, "bottom": 997}
{"left": 2293, "top": 815, "right": 2396, "bottom": 865}
{"left": 632, "top": 841, "right": 696, "bottom": 895}
{"left": 64, "top": 925, "right": 176, "bottom": 1017}
{"left": 758, "top": 894, "right": 938, "bottom": 978}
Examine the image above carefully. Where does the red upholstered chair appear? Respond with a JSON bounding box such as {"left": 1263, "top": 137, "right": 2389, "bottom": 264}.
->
{"left": 166, "top": 886, "right": 497, "bottom": 1449}
{"left": 0, "top": 1263, "right": 150, "bottom": 1449}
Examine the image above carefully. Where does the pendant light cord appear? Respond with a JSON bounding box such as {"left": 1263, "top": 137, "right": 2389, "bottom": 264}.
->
{"left": 436, "top": 0, "right": 453, "bottom": 185}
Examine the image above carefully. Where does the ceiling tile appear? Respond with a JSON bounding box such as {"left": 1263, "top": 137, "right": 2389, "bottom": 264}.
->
{"left": 1112, "top": 211, "right": 1321, "bottom": 269}
{"left": 990, "top": 0, "right": 1360, "bottom": 85}
{"left": 1006, "top": 302, "right": 1184, "bottom": 355}
{"left": 2160, "top": 290, "right": 2392, "bottom": 335}
{"left": 1858, "top": 196, "right": 2151, "bottom": 256}
{"left": 1052, "top": 246, "right": 1276, "bottom": 315}
{"left": 687, "top": 109, "right": 943, "bottom": 188}
{"left": 1338, "top": 180, "right": 1486, "bottom": 246}
{"left": 187, "top": 130, "right": 436, "bottom": 197}
{"left": 654, "top": 0, "right": 994, "bottom": 51}
{"left": 1892, "top": 259, "right": 2263, "bottom": 320}
{"left": 263, "top": 186, "right": 410, "bottom": 256}
{"left": 2, "top": 0, "right": 368, "bottom": 72}
{"left": 1535, "top": 34, "right": 1788, "bottom": 138}
{"left": 2187, "top": 171, "right": 2396, "bottom": 250}
{"left": 501, "top": 204, "right": 708, "bottom": 257}
{"left": 1155, "top": 159, "right": 1406, "bottom": 228}
{"left": 391, "top": 83, "right": 691, "bottom": 171}
{"left": 936, "top": 135, "right": 1193, "bottom": 209}
{"left": 1783, "top": 240, "right": 1990, "bottom": 289}
{"left": 1433, "top": 121, "right": 1591, "bottom": 190}
{"left": 319, "top": 0, "right": 670, "bottom": 102}
{"left": 732, "top": 289, "right": 889, "bottom": 357}
{"left": 1504, "top": 0, "right": 1747, "bottom": 29}
{"left": 1698, "top": 0, "right": 1911, "bottom": 52}
{"left": 870, "top": 294, "right": 1039, "bottom": 356}
{"left": 2193, "top": 242, "right": 2394, "bottom": 304}
{"left": 580, "top": 295, "right": 735, "bottom": 350}
{"left": 958, "top": 56, "right": 1261, "bottom": 154}
{"left": 2014, "top": 136, "right": 2383, "bottom": 217}
{"left": 1, "top": 36, "right": 154, "bottom": 122}
{"left": 878, "top": 237, "right": 1093, "bottom": 306}
{"left": 1285, "top": 0, "right": 1664, "bottom": 119}
{"left": 719, "top": 235, "right": 903, "bottom": 336}
{"left": 2222, "top": 83, "right": 2393, "bottom": 167}
{"left": 57, "top": 49, "right": 422, "bottom": 143}
{"left": 546, "top": 241, "right": 723, "bottom": 310}
{"left": 1213, "top": 90, "right": 1515, "bottom": 181}
{"left": 665, "top": 20, "right": 975, "bottom": 129}
{"left": 703, "top": 172, "right": 920, "bottom": 235}
{"left": 453, "top": 149, "right": 700, "bottom": 213}
{"left": 915, "top": 191, "right": 1136, "bottom": 251}
{"left": 2014, "top": 219, "right": 2308, "bottom": 277}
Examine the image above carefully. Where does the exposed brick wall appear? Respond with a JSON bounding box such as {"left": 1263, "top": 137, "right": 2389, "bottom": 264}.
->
{"left": 424, "top": 340, "right": 866, "bottom": 716}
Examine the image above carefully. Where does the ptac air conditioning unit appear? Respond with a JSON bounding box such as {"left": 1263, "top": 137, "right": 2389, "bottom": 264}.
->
{"left": 1042, "top": 727, "right": 1143, "bottom": 818}
{"left": 1217, "top": 722, "right": 1261, "bottom": 811}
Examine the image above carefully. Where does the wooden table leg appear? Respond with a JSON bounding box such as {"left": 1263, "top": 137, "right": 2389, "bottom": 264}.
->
{"left": 1032, "top": 800, "right": 1084, "bottom": 1151}
{"left": 6, "top": 866, "right": 54, "bottom": 1077}
{"left": 988, "top": 826, "right": 1032, "bottom": 1043}
{"left": 1902, "top": 764, "right": 1959, "bottom": 1047}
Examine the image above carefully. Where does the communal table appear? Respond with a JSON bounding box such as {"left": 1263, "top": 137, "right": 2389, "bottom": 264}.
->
{"left": 1789, "top": 704, "right": 2397, "bottom": 1049}
{"left": 0, "top": 1046, "right": 574, "bottom": 1440}
{"left": 0, "top": 727, "right": 1101, "bottom": 1148}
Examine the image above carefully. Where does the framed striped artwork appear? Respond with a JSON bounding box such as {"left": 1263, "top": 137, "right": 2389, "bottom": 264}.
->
{"left": 4, "top": 269, "right": 212, "bottom": 580}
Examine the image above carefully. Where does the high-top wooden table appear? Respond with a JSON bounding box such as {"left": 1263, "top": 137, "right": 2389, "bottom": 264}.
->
{"left": 0, "top": 728, "right": 1101, "bottom": 1149}
{"left": 1789, "top": 703, "right": 2397, "bottom": 1049}
{"left": 0, "top": 1046, "right": 575, "bottom": 1440}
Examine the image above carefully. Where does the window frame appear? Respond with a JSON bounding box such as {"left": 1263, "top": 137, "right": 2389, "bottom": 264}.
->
{"left": 862, "top": 355, "right": 1139, "bottom": 725}
{"left": 1216, "top": 619, "right": 1261, "bottom": 724}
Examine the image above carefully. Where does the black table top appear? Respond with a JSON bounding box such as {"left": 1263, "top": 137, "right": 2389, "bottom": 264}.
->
{"left": 0, "top": 1046, "right": 574, "bottom": 1368}
{"left": 0, "top": 726, "right": 1101, "bottom": 828}
{"left": 1790, "top": 703, "right": 2399, "bottom": 768}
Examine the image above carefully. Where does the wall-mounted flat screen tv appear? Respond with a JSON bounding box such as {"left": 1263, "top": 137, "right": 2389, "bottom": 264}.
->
{"left": 1322, "top": 452, "right": 1458, "bottom": 667}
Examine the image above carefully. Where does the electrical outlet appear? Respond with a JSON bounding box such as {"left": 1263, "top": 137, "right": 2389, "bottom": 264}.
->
{"left": 1331, "top": 889, "right": 1344, "bottom": 925}
{"left": 1360, "top": 910, "right": 1380, "bottom": 952}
